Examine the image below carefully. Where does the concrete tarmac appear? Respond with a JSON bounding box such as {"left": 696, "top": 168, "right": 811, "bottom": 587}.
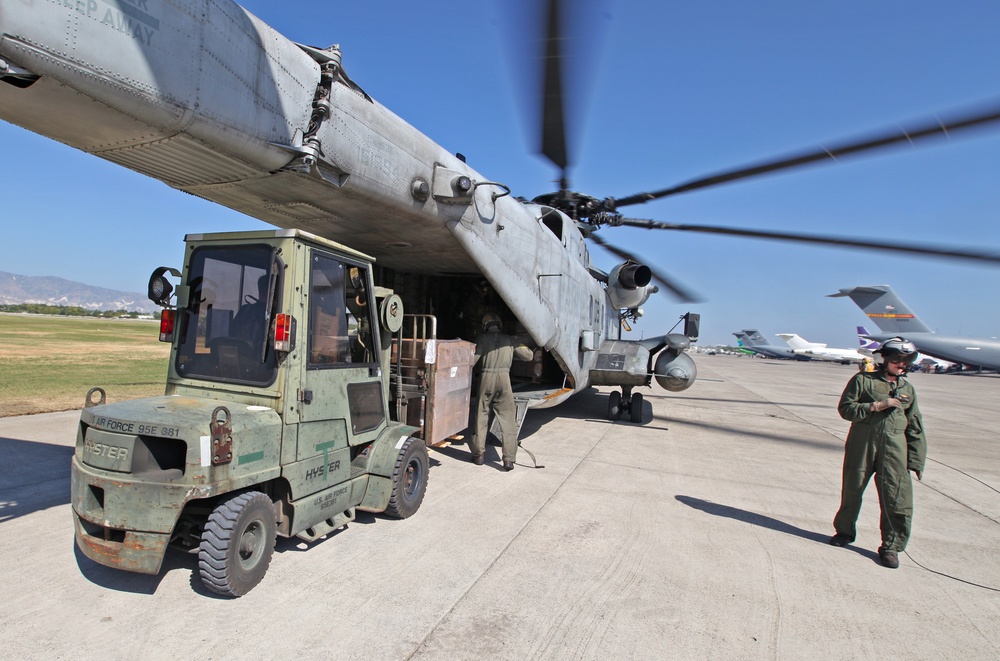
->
{"left": 1, "top": 355, "right": 998, "bottom": 660}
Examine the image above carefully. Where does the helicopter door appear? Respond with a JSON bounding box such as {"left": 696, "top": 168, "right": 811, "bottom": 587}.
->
{"left": 296, "top": 249, "right": 385, "bottom": 461}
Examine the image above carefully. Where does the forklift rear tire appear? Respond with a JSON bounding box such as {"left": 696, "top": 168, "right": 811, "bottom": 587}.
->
{"left": 384, "top": 437, "right": 429, "bottom": 519}
{"left": 199, "top": 491, "right": 277, "bottom": 597}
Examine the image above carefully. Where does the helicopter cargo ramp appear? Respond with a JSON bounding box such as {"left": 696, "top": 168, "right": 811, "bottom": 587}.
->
{"left": 1, "top": 355, "right": 997, "bottom": 660}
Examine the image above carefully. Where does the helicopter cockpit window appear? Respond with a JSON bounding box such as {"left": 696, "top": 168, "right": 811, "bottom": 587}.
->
{"left": 174, "top": 244, "right": 279, "bottom": 385}
{"left": 542, "top": 212, "right": 564, "bottom": 242}
{"left": 308, "top": 252, "right": 376, "bottom": 368}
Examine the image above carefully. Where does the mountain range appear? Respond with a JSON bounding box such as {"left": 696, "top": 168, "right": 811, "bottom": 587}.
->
{"left": 0, "top": 271, "right": 158, "bottom": 313}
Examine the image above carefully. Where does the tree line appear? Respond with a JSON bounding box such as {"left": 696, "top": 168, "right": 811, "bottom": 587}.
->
{"left": 0, "top": 304, "right": 159, "bottom": 318}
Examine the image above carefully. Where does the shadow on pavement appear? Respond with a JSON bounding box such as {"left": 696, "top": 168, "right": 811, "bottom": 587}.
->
{"left": 74, "top": 541, "right": 173, "bottom": 595}
{"left": 657, "top": 417, "right": 842, "bottom": 452}
{"left": 675, "top": 494, "right": 881, "bottom": 562}
{"left": 646, "top": 394, "right": 834, "bottom": 410}
{"left": 0, "top": 437, "right": 73, "bottom": 523}
{"left": 677, "top": 495, "right": 829, "bottom": 544}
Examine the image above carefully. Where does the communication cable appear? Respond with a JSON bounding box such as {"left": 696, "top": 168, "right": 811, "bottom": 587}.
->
{"left": 875, "top": 375, "right": 1000, "bottom": 592}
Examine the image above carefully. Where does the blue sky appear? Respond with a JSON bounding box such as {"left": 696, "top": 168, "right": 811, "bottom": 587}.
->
{"left": 2, "top": 1, "right": 999, "bottom": 347}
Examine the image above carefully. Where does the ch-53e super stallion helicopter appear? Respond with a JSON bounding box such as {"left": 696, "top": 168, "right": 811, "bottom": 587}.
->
{"left": 2, "top": 0, "right": 1000, "bottom": 422}
{"left": 5, "top": 0, "right": 1000, "bottom": 596}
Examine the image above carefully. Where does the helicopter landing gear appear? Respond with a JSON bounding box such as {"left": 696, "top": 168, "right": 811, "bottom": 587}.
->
{"left": 608, "top": 390, "right": 622, "bottom": 420}
{"left": 608, "top": 387, "right": 644, "bottom": 424}
{"left": 629, "top": 393, "right": 644, "bottom": 423}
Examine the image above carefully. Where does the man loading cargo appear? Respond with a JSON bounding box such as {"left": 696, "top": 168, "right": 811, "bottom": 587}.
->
{"left": 830, "top": 337, "right": 927, "bottom": 569}
{"left": 470, "top": 313, "right": 532, "bottom": 471}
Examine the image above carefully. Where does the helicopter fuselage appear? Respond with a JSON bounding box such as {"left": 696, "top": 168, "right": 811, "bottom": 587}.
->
{"left": 0, "top": 0, "right": 694, "bottom": 407}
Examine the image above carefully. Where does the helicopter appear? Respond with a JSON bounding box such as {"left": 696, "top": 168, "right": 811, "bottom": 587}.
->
{"left": 2, "top": 1, "right": 999, "bottom": 428}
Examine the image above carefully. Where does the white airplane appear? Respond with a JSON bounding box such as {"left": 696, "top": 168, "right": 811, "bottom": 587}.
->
{"left": 776, "top": 333, "right": 867, "bottom": 364}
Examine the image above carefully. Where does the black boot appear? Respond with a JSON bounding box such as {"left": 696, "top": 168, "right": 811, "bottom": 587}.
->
{"left": 829, "top": 533, "right": 854, "bottom": 547}
{"left": 878, "top": 547, "right": 900, "bottom": 569}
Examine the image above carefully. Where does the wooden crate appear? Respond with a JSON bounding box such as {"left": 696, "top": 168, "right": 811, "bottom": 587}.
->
{"left": 392, "top": 338, "right": 475, "bottom": 445}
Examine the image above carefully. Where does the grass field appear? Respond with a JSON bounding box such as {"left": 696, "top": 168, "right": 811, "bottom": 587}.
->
{"left": 0, "top": 314, "right": 170, "bottom": 417}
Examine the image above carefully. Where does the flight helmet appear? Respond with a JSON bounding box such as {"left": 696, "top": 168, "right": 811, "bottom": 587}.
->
{"left": 481, "top": 312, "right": 502, "bottom": 331}
{"left": 874, "top": 337, "right": 918, "bottom": 365}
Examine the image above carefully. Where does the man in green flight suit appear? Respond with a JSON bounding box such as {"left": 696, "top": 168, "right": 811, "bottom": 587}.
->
{"left": 470, "top": 312, "right": 533, "bottom": 471}
{"left": 830, "top": 337, "right": 927, "bottom": 569}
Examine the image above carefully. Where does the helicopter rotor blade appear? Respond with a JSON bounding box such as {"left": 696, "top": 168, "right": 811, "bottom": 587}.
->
{"left": 610, "top": 102, "right": 1000, "bottom": 209}
{"left": 540, "top": 0, "right": 569, "bottom": 186}
{"left": 618, "top": 218, "right": 1000, "bottom": 265}
{"left": 588, "top": 233, "right": 702, "bottom": 303}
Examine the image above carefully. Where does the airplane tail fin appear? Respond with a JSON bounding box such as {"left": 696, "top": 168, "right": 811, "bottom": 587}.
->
{"left": 829, "top": 285, "right": 932, "bottom": 334}
{"left": 776, "top": 333, "right": 818, "bottom": 351}
{"left": 739, "top": 329, "right": 769, "bottom": 347}
{"left": 856, "top": 326, "right": 880, "bottom": 351}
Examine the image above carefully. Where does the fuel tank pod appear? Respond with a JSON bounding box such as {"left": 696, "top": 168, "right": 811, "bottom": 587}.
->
{"left": 654, "top": 349, "right": 697, "bottom": 392}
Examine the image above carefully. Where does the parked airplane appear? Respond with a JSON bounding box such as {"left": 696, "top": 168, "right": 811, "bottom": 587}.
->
{"left": 855, "top": 325, "right": 952, "bottom": 370}
{"left": 776, "top": 333, "right": 867, "bottom": 364}
{"left": 733, "top": 330, "right": 812, "bottom": 361}
{"left": 731, "top": 333, "right": 762, "bottom": 356}
{"left": 831, "top": 285, "right": 1000, "bottom": 370}
{"left": 856, "top": 327, "right": 880, "bottom": 354}
{"left": 728, "top": 338, "right": 757, "bottom": 357}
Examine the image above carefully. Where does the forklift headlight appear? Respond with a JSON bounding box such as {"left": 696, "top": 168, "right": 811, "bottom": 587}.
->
{"left": 147, "top": 267, "right": 181, "bottom": 306}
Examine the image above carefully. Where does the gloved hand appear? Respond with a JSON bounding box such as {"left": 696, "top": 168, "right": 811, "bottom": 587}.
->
{"left": 872, "top": 398, "right": 902, "bottom": 412}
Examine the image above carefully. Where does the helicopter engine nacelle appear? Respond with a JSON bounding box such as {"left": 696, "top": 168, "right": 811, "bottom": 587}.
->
{"left": 607, "top": 262, "right": 653, "bottom": 310}
{"left": 654, "top": 346, "right": 697, "bottom": 392}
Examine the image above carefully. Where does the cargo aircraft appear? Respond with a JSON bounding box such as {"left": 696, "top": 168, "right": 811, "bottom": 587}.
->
{"left": 855, "top": 326, "right": 952, "bottom": 371}
{"left": 733, "top": 330, "right": 811, "bottom": 361}
{"left": 2, "top": 1, "right": 1000, "bottom": 427}
{"left": 833, "top": 285, "right": 1000, "bottom": 371}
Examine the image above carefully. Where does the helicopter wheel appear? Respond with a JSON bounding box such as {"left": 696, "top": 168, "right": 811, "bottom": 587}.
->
{"left": 629, "top": 393, "right": 644, "bottom": 424}
{"left": 608, "top": 391, "right": 622, "bottom": 421}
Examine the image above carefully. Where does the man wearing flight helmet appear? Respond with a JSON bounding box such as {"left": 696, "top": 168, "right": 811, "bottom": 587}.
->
{"left": 829, "top": 337, "right": 927, "bottom": 569}
{"left": 470, "top": 312, "right": 532, "bottom": 471}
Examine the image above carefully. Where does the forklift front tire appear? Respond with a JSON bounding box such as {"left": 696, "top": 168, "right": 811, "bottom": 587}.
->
{"left": 198, "top": 491, "right": 277, "bottom": 597}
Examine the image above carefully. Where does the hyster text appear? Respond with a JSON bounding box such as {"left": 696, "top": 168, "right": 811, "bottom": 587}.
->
{"left": 84, "top": 440, "right": 129, "bottom": 462}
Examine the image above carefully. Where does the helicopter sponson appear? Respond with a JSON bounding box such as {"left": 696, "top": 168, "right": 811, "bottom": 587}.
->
{"left": 590, "top": 334, "right": 697, "bottom": 393}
